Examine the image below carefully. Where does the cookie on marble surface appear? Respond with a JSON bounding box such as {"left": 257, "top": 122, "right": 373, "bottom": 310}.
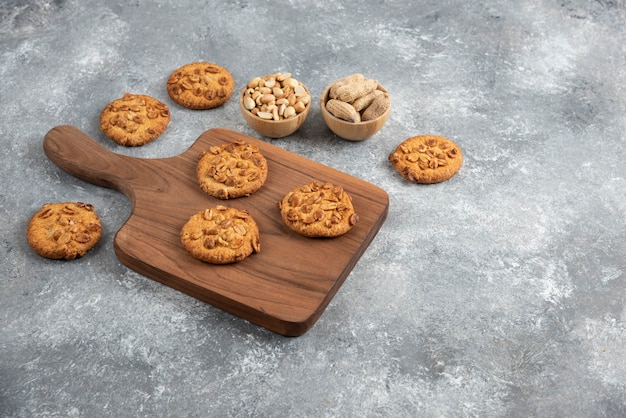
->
{"left": 180, "top": 206, "right": 260, "bottom": 264}
{"left": 26, "top": 202, "right": 103, "bottom": 260}
{"left": 196, "top": 140, "right": 268, "bottom": 199}
{"left": 167, "top": 62, "right": 235, "bottom": 109}
{"left": 388, "top": 135, "right": 463, "bottom": 184}
{"left": 99, "top": 93, "right": 170, "bottom": 146}
{"left": 278, "top": 181, "right": 359, "bottom": 238}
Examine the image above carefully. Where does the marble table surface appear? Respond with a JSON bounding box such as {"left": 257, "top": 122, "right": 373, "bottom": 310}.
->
{"left": 1, "top": 0, "right": 625, "bottom": 416}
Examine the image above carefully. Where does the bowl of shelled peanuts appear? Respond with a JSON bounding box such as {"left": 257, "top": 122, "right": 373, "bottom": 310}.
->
{"left": 240, "top": 72, "right": 311, "bottom": 139}
{"left": 320, "top": 74, "right": 391, "bottom": 141}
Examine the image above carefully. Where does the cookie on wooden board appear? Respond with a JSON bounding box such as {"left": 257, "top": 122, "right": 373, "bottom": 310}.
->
{"left": 278, "top": 181, "right": 359, "bottom": 238}
{"left": 26, "top": 202, "right": 103, "bottom": 260}
{"left": 388, "top": 135, "right": 463, "bottom": 184}
{"left": 196, "top": 140, "right": 268, "bottom": 199}
{"left": 180, "top": 206, "right": 260, "bottom": 264}
{"left": 99, "top": 93, "right": 171, "bottom": 146}
{"left": 167, "top": 62, "right": 235, "bottom": 109}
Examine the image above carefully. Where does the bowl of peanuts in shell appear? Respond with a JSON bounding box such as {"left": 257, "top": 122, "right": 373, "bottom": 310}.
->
{"left": 240, "top": 72, "right": 311, "bottom": 139}
{"left": 320, "top": 74, "right": 391, "bottom": 141}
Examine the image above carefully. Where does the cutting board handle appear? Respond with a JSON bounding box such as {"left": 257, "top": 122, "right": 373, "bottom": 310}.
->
{"left": 43, "top": 125, "right": 140, "bottom": 196}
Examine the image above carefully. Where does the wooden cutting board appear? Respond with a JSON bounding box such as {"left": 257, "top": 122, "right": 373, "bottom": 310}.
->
{"left": 43, "top": 125, "right": 389, "bottom": 336}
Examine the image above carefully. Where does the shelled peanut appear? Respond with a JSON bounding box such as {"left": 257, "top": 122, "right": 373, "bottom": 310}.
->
{"left": 325, "top": 74, "right": 390, "bottom": 123}
{"left": 242, "top": 73, "right": 311, "bottom": 121}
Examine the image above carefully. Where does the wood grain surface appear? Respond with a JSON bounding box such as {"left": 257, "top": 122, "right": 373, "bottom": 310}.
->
{"left": 43, "top": 125, "right": 389, "bottom": 336}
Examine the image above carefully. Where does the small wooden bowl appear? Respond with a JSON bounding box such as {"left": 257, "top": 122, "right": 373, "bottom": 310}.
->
{"left": 320, "top": 84, "right": 391, "bottom": 141}
{"left": 240, "top": 86, "right": 311, "bottom": 139}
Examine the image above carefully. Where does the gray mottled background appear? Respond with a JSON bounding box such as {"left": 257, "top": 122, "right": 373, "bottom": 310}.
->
{"left": 1, "top": 0, "right": 625, "bottom": 416}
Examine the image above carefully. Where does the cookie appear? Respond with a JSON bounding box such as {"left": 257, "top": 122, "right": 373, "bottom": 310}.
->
{"left": 388, "top": 135, "right": 463, "bottom": 184}
{"left": 180, "top": 206, "right": 260, "bottom": 264}
{"left": 196, "top": 140, "right": 268, "bottom": 199}
{"left": 278, "top": 181, "right": 359, "bottom": 238}
{"left": 167, "top": 62, "right": 235, "bottom": 109}
{"left": 26, "top": 202, "right": 103, "bottom": 260}
{"left": 99, "top": 93, "right": 170, "bottom": 146}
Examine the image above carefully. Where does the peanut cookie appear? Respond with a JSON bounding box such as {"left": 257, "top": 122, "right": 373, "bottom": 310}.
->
{"left": 196, "top": 140, "right": 268, "bottom": 199}
{"left": 167, "top": 62, "right": 234, "bottom": 109}
{"left": 26, "top": 202, "right": 103, "bottom": 260}
{"left": 278, "top": 181, "right": 359, "bottom": 238}
{"left": 180, "top": 206, "right": 260, "bottom": 264}
{"left": 99, "top": 93, "right": 170, "bottom": 146}
{"left": 389, "top": 135, "right": 463, "bottom": 184}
